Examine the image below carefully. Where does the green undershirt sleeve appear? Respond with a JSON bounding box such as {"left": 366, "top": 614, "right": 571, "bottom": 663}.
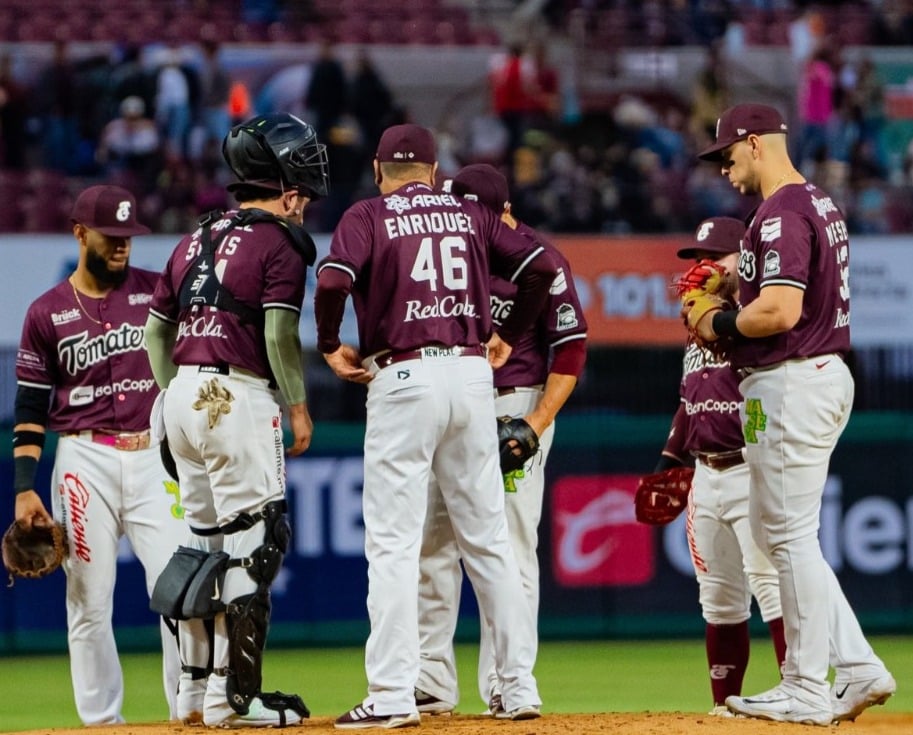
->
{"left": 265, "top": 308, "right": 307, "bottom": 406}
{"left": 144, "top": 313, "right": 179, "bottom": 389}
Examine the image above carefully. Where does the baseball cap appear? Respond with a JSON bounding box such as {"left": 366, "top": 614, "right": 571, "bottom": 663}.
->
{"left": 676, "top": 217, "right": 744, "bottom": 259}
{"left": 450, "top": 163, "right": 509, "bottom": 213}
{"left": 70, "top": 185, "right": 151, "bottom": 236}
{"left": 376, "top": 124, "right": 436, "bottom": 164}
{"left": 697, "top": 103, "right": 788, "bottom": 161}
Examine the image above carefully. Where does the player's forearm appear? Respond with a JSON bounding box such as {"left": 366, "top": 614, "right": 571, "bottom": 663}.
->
{"left": 264, "top": 308, "right": 307, "bottom": 406}
{"left": 720, "top": 284, "right": 802, "bottom": 338}
{"left": 500, "top": 253, "right": 557, "bottom": 343}
{"left": 144, "top": 313, "right": 179, "bottom": 388}
{"left": 526, "top": 372, "right": 576, "bottom": 437}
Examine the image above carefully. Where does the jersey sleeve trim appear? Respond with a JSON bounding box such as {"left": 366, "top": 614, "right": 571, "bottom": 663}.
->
{"left": 317, "top": 261, "right": 356, "bottom": 282}
{"left": 16, "top": 380, "right": 53, "bottom": 391}
{"left": 761, "top": 277, "right": 806, "bottom": 290}
{"left": 509, "top": 246, "right": 546, "bottom": 283}
{"left": 551, "top": 332, "right": 587, "bottom": 348}
{"left": 148, "top": 307, "right": 179, "bottom": 324}
{"left": 263, "top": 301, "right": 302, "bottom": 314}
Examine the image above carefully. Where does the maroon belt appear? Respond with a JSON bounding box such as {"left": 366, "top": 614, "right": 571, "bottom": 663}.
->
{"left": 693, "top": 449, "right": 745, "bottom": 471}
{"left": 66, "top": 430, "right": 151, "bottom": 451}
{"left": 376, "top": 345, "right": 486, "bottom": 370}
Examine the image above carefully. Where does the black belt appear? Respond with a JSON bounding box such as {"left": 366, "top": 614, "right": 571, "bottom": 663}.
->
{"left": 376, "top": 345, "right": 486, "bottom": 370}
{"left": 496, "top": 387, "right": 517, "bottom": 397}
{"left": 693, "top": 449, "right": 745, "bottom": 471}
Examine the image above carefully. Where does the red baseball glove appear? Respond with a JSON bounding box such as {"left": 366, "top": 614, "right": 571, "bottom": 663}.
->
{"left": 634, "top": 467, "right": 694, "bottom": 525}
{"left": 675, "top": 259, "right": 734, "bottom": 359}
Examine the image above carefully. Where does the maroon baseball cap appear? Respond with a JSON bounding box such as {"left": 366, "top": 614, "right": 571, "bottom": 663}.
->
{"left": 677, "top": 217, "right": 744, "bottom": 259}
{"left": 70, "top": 185, "right": 151, "bottom": 236}
{"left": 697, "top": 103, "right": 788, "bottom": 161}
{"left": 376, "top": 124, "right": 436, "bottom": 164}
{"left": 450, "top": 163, "right": 510, "bottom": 213}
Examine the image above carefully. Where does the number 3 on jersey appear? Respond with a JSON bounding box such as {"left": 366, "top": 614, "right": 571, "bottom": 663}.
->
{"left": 410, "top": 236, "right": 467, "bottom": 291}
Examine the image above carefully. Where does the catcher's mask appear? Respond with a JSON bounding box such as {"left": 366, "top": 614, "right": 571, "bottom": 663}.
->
{"left": 222, "top": 113, "right": 330, "bottom": 199}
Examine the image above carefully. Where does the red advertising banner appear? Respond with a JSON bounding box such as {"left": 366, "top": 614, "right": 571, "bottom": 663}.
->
{"left": 552, "top": 235, "right": 693, "bottom": 346}
{"left": 550, "top": 473, "right": 654, "bottom": 587}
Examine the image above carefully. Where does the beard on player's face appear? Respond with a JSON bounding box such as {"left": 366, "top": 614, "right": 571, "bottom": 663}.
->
{"left": 86, "top": 246, "right": 129, "bottom": 286}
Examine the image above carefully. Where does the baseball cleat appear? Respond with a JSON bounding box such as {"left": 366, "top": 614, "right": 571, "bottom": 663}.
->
{"left": 725, "top": 686, "right": 833, "bottom": 726}
{"left": 483, "top": 693, "right": 504, "bottom": 716}
{"left": 414, "top": 688, "right": 454, "bottom": 715}
{"left": 177, "top": 671, "right": 206, "bottom": 726}
{"left": 831, "top": 671, "right": 896, "bottom": 722}
{"left": 707, "top": 705, "right": 735, "bottom": 718}
{"left": 495, "top": 704, "right": 541, "bottom": 721}
{"left": 335, "top": 702, "right": 420, "bottom": 729}
{"left": 205, "top": 695, "right": 307, "bottom": 728}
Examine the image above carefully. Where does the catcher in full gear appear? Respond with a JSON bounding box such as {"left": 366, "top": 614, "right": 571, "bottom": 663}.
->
{"left": 638, "top": 216, "right": 786, "bottom": 716}
{"left": 144, "top": 112, "right": 328, "bottom": 728}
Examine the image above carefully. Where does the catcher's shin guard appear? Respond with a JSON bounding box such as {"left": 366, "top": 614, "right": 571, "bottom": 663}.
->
{"left": 222, "top": 500, "right": 291, "bottom": 714}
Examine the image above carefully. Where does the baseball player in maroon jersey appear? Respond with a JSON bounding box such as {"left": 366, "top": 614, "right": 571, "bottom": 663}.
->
{"left": 12, "top": 185, "right": 184, "bottom": 725}
{"left": 659, "top": 217, "right": 786, "bottom": 716}
{"left": 144, "top": 113, "right": 327, "bottom": 728}
{"left": 413, "top": 163, "right": 587, "bottom": 716}
{"left": 315, "top": 124, "right": 554, "bottom": 728}
{"left": 692, "top": 104, "right": 895, "bottom": 725}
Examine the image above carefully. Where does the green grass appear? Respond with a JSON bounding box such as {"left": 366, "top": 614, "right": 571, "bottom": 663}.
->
{"left": 0, "top": 636, "right": 910, "bottom": 731}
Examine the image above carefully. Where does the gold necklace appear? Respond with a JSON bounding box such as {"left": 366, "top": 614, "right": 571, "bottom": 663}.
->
{"left": 768, "top": 169, "right": 797, "bottom": 197}
{"left": 70, "top": 277, "right": 104, "bottom": 326}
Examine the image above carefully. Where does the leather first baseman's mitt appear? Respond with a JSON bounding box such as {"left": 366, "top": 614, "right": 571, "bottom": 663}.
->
{"left": 497, "top": 416, "right": 540, "bottom": 473}
{"left": 675, "top": 259, "right": 733, "bottom": 358}
{"left": 634, "top": 466, "right": 694, "bottom": 525}
{"left": 1, "top": 520, "right": 66, "bottom": 586}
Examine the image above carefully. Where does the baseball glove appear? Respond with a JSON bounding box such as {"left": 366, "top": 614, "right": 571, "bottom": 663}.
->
{"left": 2, "top": 520, "right": 66, "bottom": 586}
{"left": 497, "top": 416, "right": 540, "bottom": 473}
{"left": 634, "top": 466, "right": 694, "bottom": 525}
{"left": 675, "top": 259, "right": 734, "bottom": 358}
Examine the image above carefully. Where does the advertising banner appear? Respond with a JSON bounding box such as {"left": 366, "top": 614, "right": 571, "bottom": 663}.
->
{"left": 2, "top": 414, "right": 910, "bottom": 651}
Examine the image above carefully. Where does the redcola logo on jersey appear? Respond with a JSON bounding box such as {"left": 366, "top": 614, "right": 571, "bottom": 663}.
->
{"left": 551, "top": 474, "right": 653, "bottom": 586}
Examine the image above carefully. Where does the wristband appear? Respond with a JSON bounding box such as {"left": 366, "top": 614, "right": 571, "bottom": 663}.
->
{"left": 13, "top": 429, "right": 45, "bottom": 451}
{"left": 712, "top": 310, "right": 742, "bottom": 338}
{"left": 14, "top": 455, "right": 39, "bottom": 494}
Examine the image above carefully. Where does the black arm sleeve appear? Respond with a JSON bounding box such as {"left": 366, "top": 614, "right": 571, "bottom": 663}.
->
{"left": 15, "top": 384, "right": 52, "bottom": 427}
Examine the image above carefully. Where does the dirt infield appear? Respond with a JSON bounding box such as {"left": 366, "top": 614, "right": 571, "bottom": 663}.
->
{"left": 10, "top": 711, "right": 910, "bottom": 735}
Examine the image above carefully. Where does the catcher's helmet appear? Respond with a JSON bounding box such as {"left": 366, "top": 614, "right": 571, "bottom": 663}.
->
{"left": 222, "top": 113, "right": 330, "bottom": 198}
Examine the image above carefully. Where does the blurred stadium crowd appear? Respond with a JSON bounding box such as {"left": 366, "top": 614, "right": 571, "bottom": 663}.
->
{"left": 1, "top": 0, "right": 913, "bottom": 235}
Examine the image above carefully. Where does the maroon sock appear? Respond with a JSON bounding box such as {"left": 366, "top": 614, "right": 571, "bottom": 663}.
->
{"left": 767, "top": 617, "right": 787, "bottom": 676}
{"left": 706, "top": 621, "right": 750, "bottom": 705}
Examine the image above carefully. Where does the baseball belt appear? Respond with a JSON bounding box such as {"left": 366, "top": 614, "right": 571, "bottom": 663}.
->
{"left": 375, "top": 344, "right": 486, "bottom": 370}
{"left": 65, "top": 429, "right": 151, "bottom": 451}
{"left": 692, "top": 448, "right": 745, "bottom": 471}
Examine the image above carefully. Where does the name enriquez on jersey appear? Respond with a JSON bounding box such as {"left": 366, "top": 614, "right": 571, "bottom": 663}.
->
{"left": 383, "top": 210, "right": 475, "bottom": 239}
{"left": 58, "top": 324, "right": 145, "bottom": 375}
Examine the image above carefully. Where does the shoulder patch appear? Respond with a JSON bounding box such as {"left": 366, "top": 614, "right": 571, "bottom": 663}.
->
{"left": 763, "top": 250, "right": 781, "bottom": 277}
{"left": 556, "top": 303, "right": 579, "bottom": 331}
{"left": 549, "top": 267, "right": 568, "bottom": 295}
{"left": 759, "top": 217, "right": 781, "bottom": 242}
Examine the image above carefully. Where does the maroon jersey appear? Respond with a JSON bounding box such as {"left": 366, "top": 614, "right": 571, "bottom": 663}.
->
{"left": 149, "top": 210, "right": 307, "bottom": 378}
{"left": 732, "top": 182, "right": 851, "bottom": 369}
{"left": 491, "top": 223, "right": 587, "bottom": 388}
{"left": 678, "top": 341, "right": 744, "bottom": 453}
{"left": 16, "top": 268, "right": 159, "bottom": 433}
{"left": 317, "top": 183, "right": 548, "bottom": 356}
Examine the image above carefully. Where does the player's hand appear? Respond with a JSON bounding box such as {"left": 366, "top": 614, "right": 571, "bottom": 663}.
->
{"left": 286, "top": 402, "right": 313, "bottom": 457}
{"left": 681, "top": 297, "right": 720, "bottom": 343}
{"left": 323, "top": 344, "right": 372, "bottom": 384}
{"left": 14, "top": 491, "right": 54, "bottom": 531}
{"left": 486, "top": 333, "right": 512, "bottom": 369}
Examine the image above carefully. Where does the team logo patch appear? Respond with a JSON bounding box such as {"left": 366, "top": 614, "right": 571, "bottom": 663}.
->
{"left": 556, "top": 303, "right": 579, "bottom": 331}
{"left": 763, "top": 250, "right": 781, "bottom": 277}
{"left": 812, "top": 194, "right": 839, "bottom": 220}
{"left": 549, "top": 267, "right": 568, "bottom": 295}
{"left": 759, "top": 217, "right": 782, "bottom": 242}
{"left": 192, "top": 378, "right": 234, "bottom": 429}
{"left": 384, "top": 194, "right": 412, "bottom": 214}
{"left": 695, "top": 221, "right": 714, "bottom": 241}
